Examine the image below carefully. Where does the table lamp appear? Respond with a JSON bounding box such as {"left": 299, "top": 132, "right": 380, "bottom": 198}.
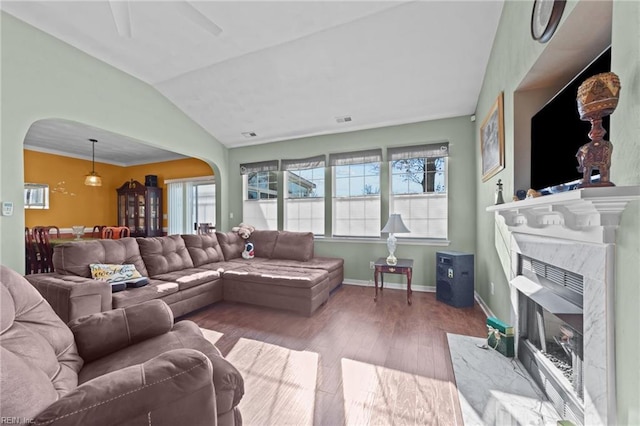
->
{"left": 381, "top": 214, "right": 410, "bottom": 266}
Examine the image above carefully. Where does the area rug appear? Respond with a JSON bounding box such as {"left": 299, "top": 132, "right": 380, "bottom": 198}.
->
{"left": 447, "top": 333, "right": 559, "bottom": 425}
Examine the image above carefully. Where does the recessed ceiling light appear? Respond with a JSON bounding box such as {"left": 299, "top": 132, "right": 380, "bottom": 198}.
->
{"left": 241, "top": 132, "right": 257, "bottom": 138}
{"left": 336, "top": 115, "right": 353, "bottom": 123}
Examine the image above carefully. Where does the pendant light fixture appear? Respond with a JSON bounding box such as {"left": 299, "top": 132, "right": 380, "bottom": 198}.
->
{"left": 84, "top": 138, "right": 102, "bottom": 187}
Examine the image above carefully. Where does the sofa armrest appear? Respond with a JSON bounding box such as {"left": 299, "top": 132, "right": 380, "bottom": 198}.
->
{"left": 69, "top": 300, "right": 174, "bottom": 362}
{"left": 25, "top": 273, "right": 112, "bottom": 324}
{"left": 33, "top": 349, "right": 217, "bottom": 426}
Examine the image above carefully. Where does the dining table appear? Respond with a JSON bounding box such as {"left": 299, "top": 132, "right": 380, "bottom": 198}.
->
{"left": 49, "top": 237, "right": 99, "bottom": 249}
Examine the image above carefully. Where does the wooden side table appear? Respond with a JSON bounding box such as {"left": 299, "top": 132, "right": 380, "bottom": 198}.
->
{"left": 373, "top": 258, "right": 414, "bottom": 305}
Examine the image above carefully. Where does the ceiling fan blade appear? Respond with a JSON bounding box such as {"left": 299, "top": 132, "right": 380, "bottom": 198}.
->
{"left": 179, "top": 2, "right": 223, "bottom": 37}
{"left": 108, "top": 0, "right": 132, "bottom": 38}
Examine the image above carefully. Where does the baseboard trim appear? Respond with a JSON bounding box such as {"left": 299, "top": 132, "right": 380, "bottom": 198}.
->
{"left": 474, "top": 291, "right": 494, "bottom": 318}
{"left": 343, "top": 278, "right": 435, "bottom": 293}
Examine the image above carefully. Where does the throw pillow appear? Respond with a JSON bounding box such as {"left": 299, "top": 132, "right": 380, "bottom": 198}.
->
{"left": 90, "top": 263, "right": 142, "bottom": 283}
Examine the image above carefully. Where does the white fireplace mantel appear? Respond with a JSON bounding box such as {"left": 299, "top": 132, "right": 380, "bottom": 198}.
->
{"left": 486, "top": 185, "right": 640, "bottom": 425}
{"left": 486, "top": 186, "right": 640, "bottom": 244}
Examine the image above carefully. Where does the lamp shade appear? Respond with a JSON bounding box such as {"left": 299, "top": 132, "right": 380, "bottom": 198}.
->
{"left": 84, "top": 173, "right": 102, "bottom": 186}
{"left": 381, "top": 214, "right": 410, "bottom": 234}
{"left": 84, "top": 138, "right": 102, "bottom": 187}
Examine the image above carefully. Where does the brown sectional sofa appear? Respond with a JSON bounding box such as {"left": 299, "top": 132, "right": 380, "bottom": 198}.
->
{"left": 26, "top": 230, "right": 343, "bottom": 323}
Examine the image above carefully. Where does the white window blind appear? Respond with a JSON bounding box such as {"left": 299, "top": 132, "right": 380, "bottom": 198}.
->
{"left": 330, "top": 149, "right": 382, "bottom": 237}
{"left": 167, "top": 181, "right": 193, "bottom": 235}
{"left": 283, "top": 155, "right": 325, "bottom": 235}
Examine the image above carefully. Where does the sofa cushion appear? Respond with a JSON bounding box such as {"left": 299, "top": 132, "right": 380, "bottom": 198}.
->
{"left": 153, "top": 268, "right": 223, "bottom": 291}
{"left": 137, "top": 235, "right": 194, "bottom": 276}
{"left": 215, "top": 232, "right": 244, "bottom": 261}
{"left": 271, "top": 231, "right": 314, "bottom": 261}
{"left": 111, "top": 279, "right": 179, "bottom": 309}
{"left": 53, "top": 238, "right": 148, "bottom": 278}
{"left": 182, "top": 234, "right": 225, "bottom": 267}
{"left": 222, "top": 265, "right": 327, "bottom": 289}
{"left": 248, "top": 230, "right": 278, "bottom": 258}
{"left": 263, "top": 256, "right": 343, "bottom": 273}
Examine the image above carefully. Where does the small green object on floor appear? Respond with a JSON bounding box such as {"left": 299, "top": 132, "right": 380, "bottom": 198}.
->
{"left": 557, "top": 420, "right": 575, "bottom": 426}
{"left": 487, "top": 316, "right": 514, "bottom": 357}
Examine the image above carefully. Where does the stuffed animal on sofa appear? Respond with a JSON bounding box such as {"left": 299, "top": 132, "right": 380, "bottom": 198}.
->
{"left": 231, "top": 223, "right": 255, "bottom": 240}
{"left": 242, "top": 242, "right": 255, "bottom": 260}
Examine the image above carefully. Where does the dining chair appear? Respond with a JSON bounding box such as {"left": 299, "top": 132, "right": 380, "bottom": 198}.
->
{"left": 32, "top": 225, "right": 61, "bottom": 239}
{"left": 101, "top": 226, "right": 131, "bottom": 239}
{"left": 91, "top": 225, "right": 107, "bottom": 238}
{"left": 25, "top": 227, "right": 40, "bottom": 275}
{"left": 197, "top": 223, "right": 215, "bottom": 234}
{"left": 33, "top": 227, "right": 54, "bottom": 273}
{"left": 46, "top": 225, "right": 61, "bottom": 238}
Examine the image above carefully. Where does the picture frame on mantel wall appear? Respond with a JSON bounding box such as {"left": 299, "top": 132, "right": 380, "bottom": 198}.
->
{"left": 480, "top": 92, "right": 505, "bottom": 182}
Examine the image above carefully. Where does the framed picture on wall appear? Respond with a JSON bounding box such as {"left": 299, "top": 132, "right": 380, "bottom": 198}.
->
{"left": 480, "top": 92, "right": 505, "bottom": 182}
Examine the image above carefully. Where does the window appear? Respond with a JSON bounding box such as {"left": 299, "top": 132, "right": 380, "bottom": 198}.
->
{"left": 241, "top": 160, "right": 279, "bottom": 230}
{"left": 246, "top": 171, "right": 278, "bottom": 200}
{"left": 330, "top": 149, "right": 382, "bottom": 237}
{"left": 24, "top": 183, "right": 49, "bottom": 209}
{"left": 166, "top": 177, "right": 215, "bottom": 235}
{"left": 388, "top": 143, "right": 448, "bottom": 239}
{"left": 283, "top": 155, "right": 325, "bottom": 235}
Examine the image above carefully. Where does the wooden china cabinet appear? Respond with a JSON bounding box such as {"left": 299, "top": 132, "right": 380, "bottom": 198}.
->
{"left": 116, "top": 180, "right": 163, "bottom": 237}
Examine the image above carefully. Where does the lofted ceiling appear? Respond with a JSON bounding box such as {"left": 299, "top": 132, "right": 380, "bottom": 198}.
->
{"left": 4, "top": 0, "right": 504, "bottom": 163}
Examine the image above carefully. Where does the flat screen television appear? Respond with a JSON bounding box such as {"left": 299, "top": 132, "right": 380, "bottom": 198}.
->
{"left": 530, "top": 47, "right": 611, "bottom": 192}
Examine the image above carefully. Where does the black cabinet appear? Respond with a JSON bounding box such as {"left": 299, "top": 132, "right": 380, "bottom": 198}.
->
{"left": 117, "top": 180, "right": 162, "bottom": 237}
{"left": 436, "top": 251, "right": 474, "bottom": 308}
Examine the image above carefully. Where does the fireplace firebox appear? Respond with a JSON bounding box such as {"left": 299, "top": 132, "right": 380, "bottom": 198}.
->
{"left": 514, "top": 256, "right": 584, "bottom": 424}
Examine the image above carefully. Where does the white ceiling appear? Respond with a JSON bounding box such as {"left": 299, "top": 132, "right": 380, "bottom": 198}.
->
{"left": 3, "top": 0, "right": 504, "bottom": 161}
{"left": 24, "top": 119, "right": 188, "bottom": 167}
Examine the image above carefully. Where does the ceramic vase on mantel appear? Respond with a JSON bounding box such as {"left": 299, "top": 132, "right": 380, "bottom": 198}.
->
{"left": 575, "top": 71, "right": 621, "bottom": 188}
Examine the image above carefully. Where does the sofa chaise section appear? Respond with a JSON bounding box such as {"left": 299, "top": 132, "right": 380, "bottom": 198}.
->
{"left": 223, "top": 265, "right": 330, "bottom": 316}
{"left": 215, "top": 230, "right": 344, "bottom": 292}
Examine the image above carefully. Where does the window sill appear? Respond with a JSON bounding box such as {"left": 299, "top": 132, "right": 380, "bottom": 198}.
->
{"left": 314, "top": 236, "right": 451, "bottom": 246}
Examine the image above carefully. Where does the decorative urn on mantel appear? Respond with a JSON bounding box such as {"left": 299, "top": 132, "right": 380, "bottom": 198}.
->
{"left": 575, "top": 71, "right": 621, "bottom": 188}
{"left": 486, "top": 186, "right": 640, "bottom": 244}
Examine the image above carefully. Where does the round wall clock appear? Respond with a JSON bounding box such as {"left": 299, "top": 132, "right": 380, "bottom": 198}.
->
{"left": 531, "top": 0, "right": 566, "bottom": 43}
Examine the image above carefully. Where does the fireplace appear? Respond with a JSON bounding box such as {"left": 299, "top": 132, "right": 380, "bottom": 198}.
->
{"left": 486, "top": 186, "right": 640, "bottom": 426}
{"left": 514, "top": 256, "right": 584, "bottom": 424}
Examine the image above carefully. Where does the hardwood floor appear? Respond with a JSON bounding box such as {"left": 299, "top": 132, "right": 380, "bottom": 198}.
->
{"left": 184, "top": 284, "right": 488, "bottom": 426}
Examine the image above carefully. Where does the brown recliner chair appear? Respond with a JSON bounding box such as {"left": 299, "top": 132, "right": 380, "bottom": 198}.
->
{"left": 0, "top": 265, "right": 243, "bottom": 425}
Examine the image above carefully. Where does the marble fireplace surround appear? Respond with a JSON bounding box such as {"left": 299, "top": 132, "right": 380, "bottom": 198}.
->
{"left": 487, "top": 186, "right": 640, "bottom": 426}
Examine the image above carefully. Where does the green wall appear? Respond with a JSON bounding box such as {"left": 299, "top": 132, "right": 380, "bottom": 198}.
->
{"left": 0, "top": 12, "right": 230, "bottom": 271}
{"left": 228, "top": 117, "right": 477, "bottom": 288}
{"left": 611, "top": 1, "right": 640, "bottom": 423}
{"left": 475, "top": 1, "right": 640, "bottom": 422}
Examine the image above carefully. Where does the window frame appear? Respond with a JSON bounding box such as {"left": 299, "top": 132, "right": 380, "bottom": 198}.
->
{"left": 330, "top": 149, "right": 383, "bottom": 238}
{"left": 283, "top": 162, "right": 325, "bottom": 235}
{"left": 388, "top": 143, "right": 449, "bottom": 240}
